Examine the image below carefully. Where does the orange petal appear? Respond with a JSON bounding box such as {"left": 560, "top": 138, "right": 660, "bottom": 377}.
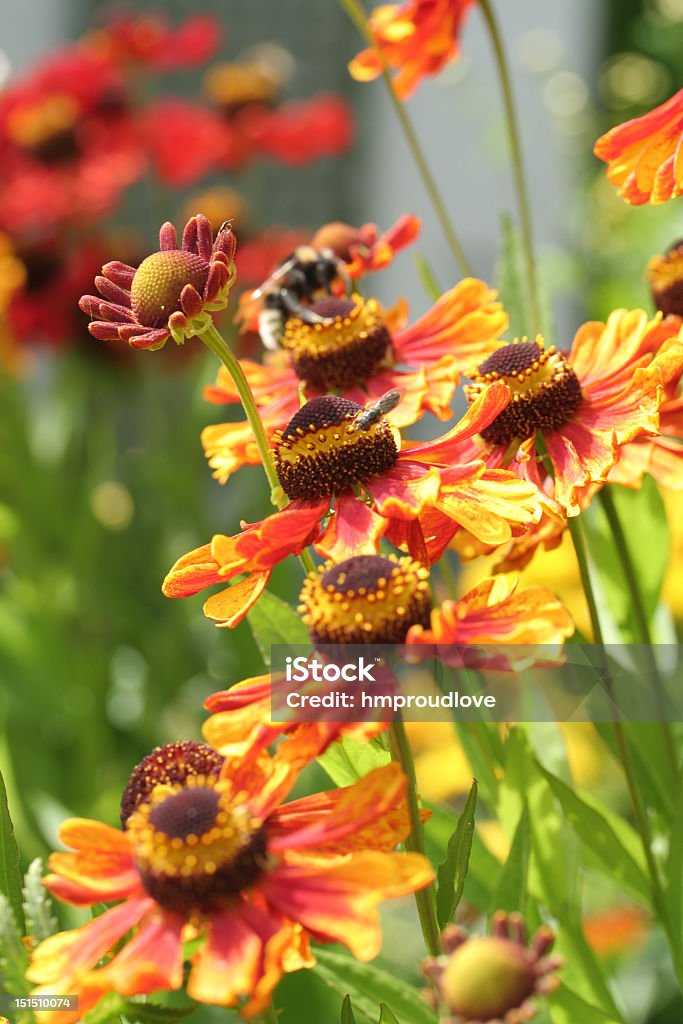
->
{"left": 203, "top": 571, "right": 270, "bottom": 627}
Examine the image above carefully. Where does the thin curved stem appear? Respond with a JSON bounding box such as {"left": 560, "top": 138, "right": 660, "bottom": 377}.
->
{"left": 199, "top": 324, "right": 317, "bottom": 576}
{"left": 389, "top": 716, "right": 443, "bottom": 957}
{"left": 568, "top": 515, "right": 682, "bottom": 989}
{"left": 597, "top": 487, "right": 678, "bottom": 780}
{"left": 338, "top": 0, "right": 473, "bottom": 277}
{"left": 479, "top": 0, "right": 541, "bottom": 336}
{"left": 200, "top": 323, "right": 283, "bottom": 507}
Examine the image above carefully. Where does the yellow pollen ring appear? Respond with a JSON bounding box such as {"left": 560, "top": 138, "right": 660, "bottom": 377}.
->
{"left": 299, "top": 554, "right": 432, "bottom": 645}
{"left": 126, "top": 776, "right": 260, "bottom": 880}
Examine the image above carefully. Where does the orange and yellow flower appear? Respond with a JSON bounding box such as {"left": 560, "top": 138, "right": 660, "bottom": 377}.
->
{"left": 203, "top": 555, "right": 572, "bottom": 764}
{"left": 349, "top": 0, "right": 478, "bottom": 99}
{"left": 458, "top": 309, "right": 683, "bottom": 514}
{"left": 203, "top": 277, "right": 508, "bottom": 483}
{"left": 27, "top": 752, "right": 433, "bottom": 1021}
{"left": 163, "top": 386, "right": 541, "bottom": 627}
{"left": 311, "top": 213, "right": 421, "bottom": 278}
{"left": 594, "top": 88, "right": 683, "bottom": 205}
{"left": 79, "top": 215, "right": 236, "bottom": 350}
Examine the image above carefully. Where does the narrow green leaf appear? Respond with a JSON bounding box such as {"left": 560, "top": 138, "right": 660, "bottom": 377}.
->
{"left": 313, "top": 949, "right": 436, "bottom": 1024}
{"left": 666, "top": 768, "right": 683, "bottom": 956}
{"left": 80, "top": 993, "right": 129, "bottom": 1024}
{"left": 413, "top": 254, "right": 443, "bottom": 302}
{"left": 318, "top": 735, "right": 390, "bottom": 786}
{"left": 501, "top": 730, "right": 624, "bottom": 1021}
{"left": 550, "top": 984, "right": 622, "bottom": 1024}
{"left": 537, "top": 764, "right": 650, "bottom": 903}
{"left": 435, "top": 780, "right": 478, "bottom": 928}
{"left": 496, "top": 213, "right": 533, "bottom": 340}
{"left": 120, "top": 999, "right": 198, "bottom": 1023}
{"left": 0, "top": 892, "right": 29, "bottom": 991}
{"left": 379, "top": 1006, "right": 400, "bottom": 1024}
{"left": 491, "top": 804, "right": 530, "bottom": 914}
{"left": 246, "top": 589, "right": 310, "bottom": 667}
{"left": 342, "top": 994, "right": 357, "bottom": 1024}
{"left": 0, "top": 768, "right": 24, "bottom": 931}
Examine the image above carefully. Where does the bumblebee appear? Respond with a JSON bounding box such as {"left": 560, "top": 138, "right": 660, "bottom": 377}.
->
{"left": 238, "top": 245, "right": 351, "bottom": 350}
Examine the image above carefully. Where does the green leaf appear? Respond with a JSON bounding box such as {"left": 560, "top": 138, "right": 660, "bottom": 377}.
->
{"left": 342, "top": 994, "right": 358, "bottom": 1024}
{"left": 80, "top": 993, "right": 129, "bottom": 1024}
{"left": 0, "top": 892, "right": 29, "bottom": 991}
{"left": 436, "top": 780, "right": 478, "bottom": 928}
{"left": 550, "top": 984, "right": 622, "bottom": 1024}
{"left": 537, "top": 764, "right": 650, "bottom": 903}
{"left": 379, "top": 1006, "right": 400, "bottom": 1024}
{"left": 318, "top": 735, "right": 390, "bottom": 786}
{"left": 120, "top": 1002, "right": 198, "bottom": 1024}
{"left": 500, "top": 730, "right": 624, "bottom": 1021}
{"left": 22, "top": 859, "right": 57, "bottom": 942}
{"left": 582, "top": 479, "right": 668, "bottom": 642}
{"left": 413, "top": 254, "right": 442, "bottom": 302}
{"left": 666, "top": 766, "right": 683, "bottom": 956}
{"left": 0, "top": 768, "right": 24, "bottom": 931}
{"left": 491, "top": 804, "right": 530, "bottom": 914}
{"left": 246, "top": 589, "right": 310, "bottom": 667}
{"left": 313, "top": 949, "right": 436, "bottom": 1024}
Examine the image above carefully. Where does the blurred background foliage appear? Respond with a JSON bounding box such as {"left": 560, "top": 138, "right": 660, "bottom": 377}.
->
{"left": 1, "top": 1, "right": 683, "bottom": 1022}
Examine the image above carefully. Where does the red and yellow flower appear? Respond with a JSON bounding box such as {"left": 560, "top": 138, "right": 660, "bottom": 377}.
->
{"left": 163, "top": 387, "right": 541, "bottom": 626}
{"left": 311, "top": 214, "right": 421, "bottom": 278}
{"left": 27, "top": 751, "right": 433, "bottom": 1021}
{"left": 594, "top": 88, "right": 683, "bottom": 205}
{"left": 203, "top": 278, "right": 508, "bottom": 483}
{"left": 79, "top": 215, "right": 236, "bottom": 350}
{"left": 349, "top": 0, "right": 478, "bottom": 99}
{"left": 80, "top": 12, "right": 221, "bottom": 72}
{"left": 458, "top": 309, "right": 683, "bottom": 514}
{"left": 203, "top": 554, "right": 572, "bottom": 764}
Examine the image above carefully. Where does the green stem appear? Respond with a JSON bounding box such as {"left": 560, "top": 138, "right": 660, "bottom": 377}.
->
{"left": 597, "top": 487, "right": 678, "bottom": 780}
{"left": 338, "top": 0, "right": 473, "bottom": 277}
{"left": 200, "top": 323, "right": 283, "bottom": 508}
{"left": 479, "top": 0, "right": 541, "bottom": 336}
{"left": 199, "top": 324, "right": 317, "bottom": 576}
{"left": 389, "top": 715, "right": 443, "bottom": 957}
{"left": 568, "top": 515, "right": 683, "bottom": 989}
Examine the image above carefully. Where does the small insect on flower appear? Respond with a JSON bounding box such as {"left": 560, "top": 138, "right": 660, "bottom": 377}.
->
{"left": 352, "top": 388, "right": 403, "bottom": 431}
{"left": 237, "top": 245, "right": 352, "bottom": 350}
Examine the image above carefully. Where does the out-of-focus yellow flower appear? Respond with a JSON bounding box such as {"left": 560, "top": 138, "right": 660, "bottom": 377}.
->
{"left": 0, "top": 233, "right": 26, "bottom": 308}
{"left": 404, "top": 721, "right": 473, "bottom": 802}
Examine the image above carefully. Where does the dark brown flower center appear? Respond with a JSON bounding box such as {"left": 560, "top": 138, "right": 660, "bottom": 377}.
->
{"left": 275, "top": 396, "right": 398, "bottom": 500}
{"left": 646, "top": 241, "right": 683, "bottom": 318}
{"left": 120, "top": 741, "right": 224, "bottom": 825}
{"left": 281, "top": 294, "right": 392, "bottom": 390}
{"left": 131, "top": 250, "right": 210, "bottom": 328}
{"left": 465, "top": 338, "right": 583, "bottom": 445}
{"left": 299, "top": 554, "right": 432, "bottom": 645}
{"left": 127, "top": 778, "right": 267, "bottom": 916}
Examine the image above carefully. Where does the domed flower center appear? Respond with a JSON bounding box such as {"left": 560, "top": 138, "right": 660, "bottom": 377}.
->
{"left": 282, "top": 294, "right": 392, "bottom": 390}
{"left": 274, "top": 395, "right": 398, "bottom": 500}
{"left": 127, "top": 777, "right": 267, "bottom": 916}
{"left": 465, "top": 337, "right": 583, "bottom": 445}
{"left": 204, "top": 61, "right": 280, "bottom": 114}
{"left": 300, "top": 554, "right": 432, "bottom": 645}
{"left": 646, "top": 240, "right": 683, "bottom": 318}
{"left": 8, "top": 96, "right": 80, "bottom": 163}
{"left": 441, "top": 936, "right": 535, "bottom": 1019}
{"left": 120, "top": 741, "right": 225, "bottom": 825}
{"left": 131, "top": 250, "right": 210, "bottom": 328}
